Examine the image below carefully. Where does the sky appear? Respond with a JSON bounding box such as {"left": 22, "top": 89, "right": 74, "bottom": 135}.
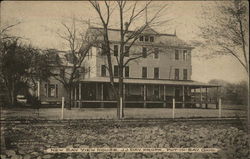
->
{"left": 0, "top": 1, "right": 248, "bottom": 83}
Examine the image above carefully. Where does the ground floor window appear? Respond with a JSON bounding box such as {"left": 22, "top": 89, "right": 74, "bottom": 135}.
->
{"left": 45, "top": 84, "right": 58, "bottom": 97}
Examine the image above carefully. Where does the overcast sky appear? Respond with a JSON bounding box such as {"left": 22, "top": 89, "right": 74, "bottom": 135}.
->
{"left": 1, "top": 1, "right": 248, "bottom": 83}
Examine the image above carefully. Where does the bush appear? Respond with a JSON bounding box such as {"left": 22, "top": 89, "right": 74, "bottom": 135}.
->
{"left": 26, "top": 95, "right": 41, "bottom": 108}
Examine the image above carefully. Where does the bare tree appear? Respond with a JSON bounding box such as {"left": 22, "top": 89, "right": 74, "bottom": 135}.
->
{"left": 198, "top": 0, "right": 249, "bottom": 74}
{"left": 53, "top": 17, "right": 92, "bottom": 109}
{"left": 89, "top": 0, "right": 169, "bottom": 119}
{"left": 198, "top": 0, "right": 249, "bottom": 133}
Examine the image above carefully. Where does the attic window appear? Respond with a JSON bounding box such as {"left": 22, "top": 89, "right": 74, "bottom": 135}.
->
{"left": 139, "top": 36, "right": 144, "bottom": 41}
{"left": 150, "top": 36, "right": 154, "bottom": 42}
{"left": 145, "top": 35, "right": 149, "bottom": 42}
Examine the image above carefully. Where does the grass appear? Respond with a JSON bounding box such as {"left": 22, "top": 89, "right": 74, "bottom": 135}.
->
{"left": 1, "top": 106, "right": 246, "bottom": 120}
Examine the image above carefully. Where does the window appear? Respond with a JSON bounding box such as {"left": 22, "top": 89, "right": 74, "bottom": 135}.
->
{"left": 142, "top": 47, "right": 147, "bottom": 58}
{"left": 154, "top": 67, "right": 159, "bottom": 79}
{"left": 89, "top": 47, "right": 92, "bottom": 58}
{"left": 139, "top": 36, "right": 144, "bottom": 41}
{"left": 124, "top": 46, "right": 129, "bottom": 57}
{"left": 153, "top": 85, "right": 159, "bottom": 98}
{"left": 114, "top": 45, "right": 118, "bottom": 56}
{"left": 175, "top": 68, "right": 179, "bottom": 80}
{"left": 183, "top": 50, "right": 187, "bottom": 61}
{"left": 45, "top": 84, "right": 58, "bottom": 97}
{"left": 101, "top": 44, "right": 105, "bottom": 55}
{"left": 154, "top": 48, "right": 159, "bottom": 59}
{"left": 142, "top": 67, "right": 147, "bottom": 78}
{"left": 183, "top": 69, "right": 188, "bottom": 80}
{"left": 145, "top": 35, "right": 149, "bottom": 42}
{"left": 150, "top": 36, "right": 154, "bottom": 42}
{"left": 175, "top": 50, "right": 179, "bottom": 60}
{"left": 88, "top": 67, "right": 91, "bottom": 77}
{"left": 60, "top": 68, "right": 65, "bottom": 77}
{"left": 125, "top": 66, "right": 129, "bottom": 78}
{"left": 114, "top": 65, "right": 119, "bottom": 77}
{"left": 75, "top": 69, "right": 80, "bottom": 78}
{"left": 82, "top": 67, "right": 85, "bottom": 78}
{"left": 101, "top": 65, "right": 106, "bottom": 77}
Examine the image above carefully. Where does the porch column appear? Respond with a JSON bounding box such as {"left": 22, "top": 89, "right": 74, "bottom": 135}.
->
{"left": 123, "top": 84, "right": 126, "bottom": 108}
{"left": 71, "top": 87, "right": 73, "bottom": 108}
{"left": 182, "top": 85, "right": 185, "bottom": 108}
{"left": 143, "top": 84, "right": 146, "bottom": 108}
{"left": 193, "top": 88, "right": 196, "bottom": 108}
{"left": 37, "top": 81, "right": 40, "bottom": 100}
{"left": 216, "top": 87, "right": 219, "bottom": 109}
{"left": 158, "top": 85, "right": 161, "bottom": 100}
{"left": 79, "top": 83, "right": 81, "bottom": 108}
{"left": 205, "top": 87, "right": 208, "bottom": 109}
{"left": 163, "top": 85, "right": 166, "bottom": 108}
{"left": 75, "top": 86, "right": 77, "bottom": 108}
{"left": 96, "top": 83, "right": 98, "bottom": 100}
{"left": 101, "top": 83, "right": 104, "bottom": 108}
{"left": 200, "top": 86, "right": 202, "bottom": 108}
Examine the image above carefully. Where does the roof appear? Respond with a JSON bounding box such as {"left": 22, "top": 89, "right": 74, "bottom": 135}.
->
{"left": 87, "top": 26, "right": 193, "bottom": 49}
{"left": 82, "top": 77, "right": 220, "bottom": 88}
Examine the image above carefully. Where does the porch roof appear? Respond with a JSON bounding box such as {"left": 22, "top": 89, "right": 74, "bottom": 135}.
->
{"left": 82, "top": 77, "right": 220, "bottom": 88}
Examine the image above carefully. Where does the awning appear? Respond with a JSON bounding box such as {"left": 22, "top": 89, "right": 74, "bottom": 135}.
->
{"left": 81, "top": 77, "right": 220, "bottom": 88}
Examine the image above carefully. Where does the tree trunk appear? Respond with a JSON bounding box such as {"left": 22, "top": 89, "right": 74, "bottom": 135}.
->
{"left": 68, "top": 86, "right": 72, "bottom": 110}
{"left": 118, "top": 75, "right": 124, "bottom": 119}
{"left": 10, "top": 82, "right": 16, "bottom": 106}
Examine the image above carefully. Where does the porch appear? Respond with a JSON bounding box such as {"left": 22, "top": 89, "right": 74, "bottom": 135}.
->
{"left": 70, "top": 78, "right": 220, "bottom": 109}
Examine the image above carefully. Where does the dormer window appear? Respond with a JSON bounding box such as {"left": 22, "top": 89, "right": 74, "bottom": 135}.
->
{"left": 139, "top": 36, "right": 144, "bottom": 41}
{"left": 150, "top": 36, "right": 154, "bottom": 42}
{"left": 139, "top": 35, "right": 154, "bottom": 42}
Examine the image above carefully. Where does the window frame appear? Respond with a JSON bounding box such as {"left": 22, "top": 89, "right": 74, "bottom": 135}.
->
{"left": 125, "top": 66, "right": 129, "bottom": 78}
{"left": 114, "top": 65, "right": 119, "bottom": 77}
{"left": 183, "top": 50, "right": 187, "bottom": 61}
{"left": 145, "top": 35, "right": 149, "bottom": 42}
{"left": 142, "top": 47, "right": 147, "bottom": 58}
{"left": 142, "top": 67, "right": 147, "bottom": 78}
{"left": 114, "top": 45, "right": 118, "bottom": 56}
{"left": 175, "top": 68, "right": 179, "bottom": 80}
{"left": 150, "top": 36, "right": 154, "bottom": 42}
{"left": 139, "top": 36, "right": 144, "bottom": 41}
{"left": 154, "top": 48, "right": 159, "bottom": 59}
{"left": 183, "top": 69, "right": 188, "bottom": 80}
{"left": 124, "top": 46, "right": 130, "bottom": 57}
{"left": 101, "top": 65, "right": 106, "bottom": 77}
{"left": 47, "top": 84, "right": 58, "bottom": 98}
{"left": 175, "top": 50, "right": 179, "bottom": 60}
{"left": 154, "top": 67, "right": 159, "bottom": 79}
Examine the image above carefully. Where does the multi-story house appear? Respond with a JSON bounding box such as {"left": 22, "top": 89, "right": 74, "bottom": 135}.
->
{"left": 38, "top": 26, "right": 219, "bottom": 108}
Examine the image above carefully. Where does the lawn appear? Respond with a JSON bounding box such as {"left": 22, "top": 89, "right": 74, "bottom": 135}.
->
{"left": 1, "top": 106, "right": 246, "bottom": 120}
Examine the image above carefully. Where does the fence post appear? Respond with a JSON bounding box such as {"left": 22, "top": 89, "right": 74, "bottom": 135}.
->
{"left": 172, "top": 97, "right": 175, "bottom": 119}
{"left": 61, "top": 97, "right": 64, "bottom": 120}
{"left": 120, "top": 97, "right": 123, "bottom": 119}
{"left": 219, "top": 98, "right": 222, "bottom": 118}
